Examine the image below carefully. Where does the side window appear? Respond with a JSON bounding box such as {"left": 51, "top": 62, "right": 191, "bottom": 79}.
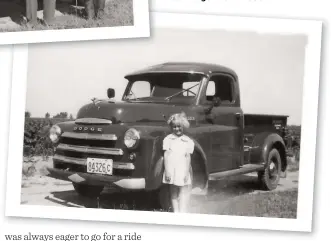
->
{"left": 205, "top": 81, "right": 216, "bottom": 101}
{"left": 206, "top": 75, "right": 234, "bottom": 104}
{"left": 129, "top": 81, "right": 151, "bottom": 99}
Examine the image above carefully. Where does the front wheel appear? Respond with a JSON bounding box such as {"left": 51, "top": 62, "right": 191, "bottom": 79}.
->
{"left": 258, "top": 148, "right": 281, "bottom": 190}
{"left": 72, "top": 183, "right": 104, "bottom": 198}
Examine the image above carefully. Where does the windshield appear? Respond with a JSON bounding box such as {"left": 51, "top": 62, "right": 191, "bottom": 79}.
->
{"left": 123, "top": 73, "right": 204, "bottom": 102}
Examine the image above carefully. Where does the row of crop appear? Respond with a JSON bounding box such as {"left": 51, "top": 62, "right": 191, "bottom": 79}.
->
{"left": 23, "top": 118, "right": 68, "bottom": 157}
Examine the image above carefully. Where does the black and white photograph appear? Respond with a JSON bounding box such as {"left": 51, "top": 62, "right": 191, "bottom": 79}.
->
{"left": 5, "top": 12, "right": 322, "bottom": 231}
{"left": 0, "top": 0, "right": 150, "bottom": 45}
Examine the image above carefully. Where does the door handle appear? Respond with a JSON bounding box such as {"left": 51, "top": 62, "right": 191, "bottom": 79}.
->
{"left": 235, "top": 112, "right": 242, "bottom": 119}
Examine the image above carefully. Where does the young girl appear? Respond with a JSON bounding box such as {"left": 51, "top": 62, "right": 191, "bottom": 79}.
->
{"left": 163, "top": 112, "right": 194, "bottom": 213}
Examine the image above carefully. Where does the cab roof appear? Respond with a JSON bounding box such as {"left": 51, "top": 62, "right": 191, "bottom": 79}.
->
{"left": 124, "top": 62, "right": 238, "bottom": 79}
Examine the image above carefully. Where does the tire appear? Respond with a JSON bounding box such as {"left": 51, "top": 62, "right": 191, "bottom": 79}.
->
{"left": 258, "top": 148, "right": 281, "bottom": 190}
{"left": 72, "top": 183, "right": 104, "bottom": 198}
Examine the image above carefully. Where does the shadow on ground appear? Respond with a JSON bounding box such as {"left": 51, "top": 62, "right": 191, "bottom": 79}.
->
{"left": 0, "top": 0, "right": 25, "bottom": 24}
{"left": 45, "top": 174, "right": 265, "bottom": 214}
{"left": 48, "top": 189, "right": 160, "bottom": 211}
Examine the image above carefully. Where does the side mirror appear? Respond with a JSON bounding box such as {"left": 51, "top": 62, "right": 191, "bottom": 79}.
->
{"left": 212, "top": 97, "right": 221, "bottom": 107}
{"left": 107, "top": 88, "right": 115, "bottom": 98}
{"left": 204, "top": 97, "right": 221, "bottom": 115}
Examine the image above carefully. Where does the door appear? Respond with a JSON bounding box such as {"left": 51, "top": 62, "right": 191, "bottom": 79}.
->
{"left": 204, "top": 74, "right": 243, "bottom": 172}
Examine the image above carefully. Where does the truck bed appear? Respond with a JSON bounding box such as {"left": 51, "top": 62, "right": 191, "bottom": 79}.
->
{"left": 244, "top": 113, "right": 288, "bottom": 136}
{"left": 242, "top": 113, "right": 288, "bottom": 165}
{"left": 243, "top": 113, "right": 288, "bottom": 148}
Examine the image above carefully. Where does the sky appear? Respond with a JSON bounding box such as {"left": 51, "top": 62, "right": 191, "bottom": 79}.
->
{"left": 26, "top": 28, "right": 307, "bottom": 125}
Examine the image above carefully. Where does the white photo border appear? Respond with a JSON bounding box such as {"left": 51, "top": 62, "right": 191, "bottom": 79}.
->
{"left": 5, "top": 12, "right": 322, "bottom": 232}
{"left": 0, "top": 0, "right": 150, "bottom": 45}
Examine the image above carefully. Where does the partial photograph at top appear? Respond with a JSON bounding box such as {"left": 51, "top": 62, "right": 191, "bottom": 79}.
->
{"left": 0, "top": 0, "right": 150, "bottom": 45}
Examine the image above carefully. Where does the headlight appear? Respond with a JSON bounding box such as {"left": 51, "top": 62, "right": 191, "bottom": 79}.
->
{"left": 49, "top": 125, "right": 62, "bottom": 143}
{"left": 124, "top": 128, "right": 140, "bottom": 149}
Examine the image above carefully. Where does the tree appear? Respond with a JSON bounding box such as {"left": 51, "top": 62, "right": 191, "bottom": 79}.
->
{"left": 45, "top": 112, "right": 50, "bottom": 119}
{"left": 69, "top": 114, "right": 74, "bottom": 120}
{"left": 25, "top": 111, "right": 31, "bottom": 118}
{"left": 53, "top": 112, "right": 68, "bottom": 119}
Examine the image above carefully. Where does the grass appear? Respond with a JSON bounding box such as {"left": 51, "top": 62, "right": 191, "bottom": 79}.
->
{"left": 287, "top": 160, "right": 300, "bottom": 172}
{"left": 0, "top": 0, "right": 133, "bottom": 32}
{"left": 22, "top": 156, "right": 52, "bottom": 179}
{"left": 220, "top": 189, "right": 298, "bottom": 218}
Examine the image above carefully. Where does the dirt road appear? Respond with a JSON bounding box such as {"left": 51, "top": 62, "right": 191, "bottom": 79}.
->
{"left": 21, "top": 170, "right": 299, "bottom": 214}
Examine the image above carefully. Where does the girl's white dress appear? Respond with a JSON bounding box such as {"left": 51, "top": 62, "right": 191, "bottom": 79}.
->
{"left": 162, "top": 134, "right": 195, "bottom": 186}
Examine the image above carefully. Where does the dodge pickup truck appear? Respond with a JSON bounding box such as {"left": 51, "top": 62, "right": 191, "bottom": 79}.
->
{"left": 47, "top": 62, "right": 288, "bottom": 210}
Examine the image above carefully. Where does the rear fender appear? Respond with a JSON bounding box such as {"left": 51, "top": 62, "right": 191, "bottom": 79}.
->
{"left": 248, "top": 132, "right": 287, "bottom": 172}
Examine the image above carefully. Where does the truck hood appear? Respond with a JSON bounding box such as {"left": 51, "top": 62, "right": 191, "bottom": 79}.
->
{"left": 76, "top": 100, "right": 194, "bottom": 124}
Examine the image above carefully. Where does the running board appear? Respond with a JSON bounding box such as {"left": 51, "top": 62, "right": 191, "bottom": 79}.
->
{"left": 209, "top": 164, "right": 265, "bottom": 181}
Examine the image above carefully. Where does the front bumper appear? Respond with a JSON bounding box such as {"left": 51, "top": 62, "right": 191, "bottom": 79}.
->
{"left": 46, "top": 167, "right": 146, "bottom": 190}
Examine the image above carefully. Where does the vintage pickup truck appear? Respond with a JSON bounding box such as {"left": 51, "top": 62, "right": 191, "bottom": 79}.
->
{"left": 47, "top": 62, "right": 288, "bottom": 210}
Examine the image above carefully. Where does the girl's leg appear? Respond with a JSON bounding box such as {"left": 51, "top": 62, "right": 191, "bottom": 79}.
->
{"left": 178, "top": 185, "right": 191, "bottom": 213}
{"left": 95, "top": 0, "right": 106, "bottom": 18}
{"left": 84, "top": 0, "right": 95, "bottom": 19}
{"left": 26, "top": 0, "right": 38, "bottom": 24}
{"left": 169, "top": 185, "right": 179, "bottom": 213}
{"left": 43, "top": 0, "right": 56, "bottom": 24}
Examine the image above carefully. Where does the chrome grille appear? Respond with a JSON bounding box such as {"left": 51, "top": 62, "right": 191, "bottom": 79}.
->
{"left": 53, "top": 131, "right": 133, "bottom": 172}
{"left": 57, "top": 144, "right": 123, "bottom": 155}
{"left": 60, "top": 132, "right": 117, "bottom": 148}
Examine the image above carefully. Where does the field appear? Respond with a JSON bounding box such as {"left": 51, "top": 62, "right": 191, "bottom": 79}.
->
{"left": 23, "top": 117, "right": 68, "bottom": 157}
{"left": 0, "top": 0, "right": 133, "bottom": 32}
{"left": 23, "top": 117, "right": 301, "bottom": 159}
{"left": 220, "top": 189, "right": 297, "bottom": 218}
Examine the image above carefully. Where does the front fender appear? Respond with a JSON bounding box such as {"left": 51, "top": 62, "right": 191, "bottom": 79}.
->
{"left": 128, "top": 125, "right": 168, "bottom": 190}
{"left": 145, "top": 135, "right": 166, "bottom": 190}
{"left": 190, "top": 139, "right": 209, "bottom": 189}
{"left": 248, "top": 132, "right": 287, "bottom": 171}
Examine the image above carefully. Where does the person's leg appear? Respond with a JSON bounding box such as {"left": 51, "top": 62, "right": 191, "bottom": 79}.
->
{"left": 95, "top": 0, "right": 106, "bottom": 18}
{"left": 178, "top": 185, "right": 191, "bottom": 213}
{"left": 169, "top": 185, "right": 179, "bottom": 213}
{"left": 84, "top": 0, "right": 95, "bottom": 19}
{"left": 26, "top": 0, "right": 38, "bottom": 24}
{"left": 43, "top": 0, "right": 56, "bottom": 24}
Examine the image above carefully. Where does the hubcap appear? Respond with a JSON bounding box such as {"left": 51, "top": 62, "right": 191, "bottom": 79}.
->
{"left": 269, "top": 158, "right": 279, "bottom": 180}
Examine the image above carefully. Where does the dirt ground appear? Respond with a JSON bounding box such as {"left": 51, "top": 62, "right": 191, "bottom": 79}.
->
{"left": 20, "top": 157, "right": 299, "bottom": 214}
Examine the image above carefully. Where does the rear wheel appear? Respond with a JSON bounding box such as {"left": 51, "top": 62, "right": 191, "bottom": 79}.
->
{"left": 72, "top": 183, "right": 104, "bottom": 198}
{"left": 258, "top": 148, "right": 281, "bottom": 190}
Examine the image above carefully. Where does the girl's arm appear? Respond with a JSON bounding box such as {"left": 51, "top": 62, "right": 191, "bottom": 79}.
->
{"left": 184, "top": 139, "right": 194, "bottom": 182}
{"left": 164, "top": 150, "right": 172, "bottom": 182}
{"left": 163, "top": 136, "right": 171, "bottom": 173}
{"left": 184, "top": 153, "right": 191, "bottom": 182}
{"left": 164, "top": 150, "right": 171, "bottom": 172}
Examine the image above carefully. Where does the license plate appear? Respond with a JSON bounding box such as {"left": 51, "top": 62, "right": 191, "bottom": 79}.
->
{"left": 87, "top": 158, "right": 113, "bottom": 175}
